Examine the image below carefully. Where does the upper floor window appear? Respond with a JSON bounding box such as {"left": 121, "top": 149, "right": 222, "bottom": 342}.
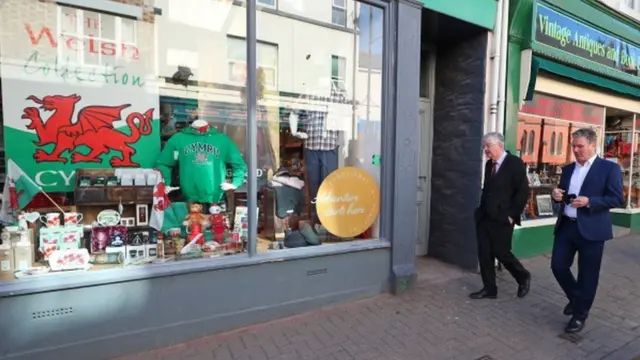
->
{"left": 331, "top": 55, "right": 347, "bottom": 96}
{"left": 550, "top": 131, "right": 557, "bottom": 155}
{"left": 57, "top": 6, "right": 138, "bottom": 67}
{"left": 258, "top": 0, "right": 276, "bottom": 7}
{"left": 332, "top": 0, "right": 347, "bottom": 26}
{"left": 227, "top": 36, "right": 278, "bottom": 88}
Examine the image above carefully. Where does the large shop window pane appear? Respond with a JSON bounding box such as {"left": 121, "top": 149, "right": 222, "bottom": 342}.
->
{"left": 255, "top": 0, "right": 383, "bottom": 251}
{"left": 0, "top": 0, "right": 249, "bottom": 283}
{"left": 518, "top": 93, "right": 605, "bottom": 222}
{"left": 604, "top": 108, "right": 638, "bottom": 209}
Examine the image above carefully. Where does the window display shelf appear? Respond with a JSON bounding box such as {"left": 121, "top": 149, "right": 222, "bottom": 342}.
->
{"left": 516, "top": 217, "right": 557, "bottom": 228}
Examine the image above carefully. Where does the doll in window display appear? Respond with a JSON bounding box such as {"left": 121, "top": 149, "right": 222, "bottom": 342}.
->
{"left": 184, "top": 202, "right": 208, "bottom": 246}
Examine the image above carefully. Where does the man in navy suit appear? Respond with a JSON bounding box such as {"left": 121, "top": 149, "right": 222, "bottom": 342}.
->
{"left": 551, "top": 128, "right": 623, "bottom": 334}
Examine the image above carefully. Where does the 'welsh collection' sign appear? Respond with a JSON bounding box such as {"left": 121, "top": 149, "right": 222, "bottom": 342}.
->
{"left": 0, "top": 1, "right": 159, "bottom": 192}
{"left": 535, "top": 3, "right": 640, "bottom": 78}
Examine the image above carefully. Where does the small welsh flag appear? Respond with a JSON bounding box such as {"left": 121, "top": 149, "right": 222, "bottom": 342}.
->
{"left": 0, "top": 159, "right": 41, "bottom": 223}
{"left": 149, "top": 169, "right": 187, "bottom": 232}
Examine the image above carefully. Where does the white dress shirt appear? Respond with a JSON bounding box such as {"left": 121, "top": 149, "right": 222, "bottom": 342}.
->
{"left": 564, "top": 154, "right": 598, "bottom": 218}
{"left": 494, "top": 151, "right": 507, "bottom": 172}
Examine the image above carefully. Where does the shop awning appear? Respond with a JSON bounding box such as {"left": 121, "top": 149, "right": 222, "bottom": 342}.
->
{"left": 532, "top": 56, "right": 640, "bottom": 99}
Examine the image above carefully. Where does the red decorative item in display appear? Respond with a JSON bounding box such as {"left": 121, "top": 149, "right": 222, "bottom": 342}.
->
{"left": 210, "top": 213, "right": 226, "bottom": 243}
{"left": 187, "top": 223, "right": 204, "bottom": 245}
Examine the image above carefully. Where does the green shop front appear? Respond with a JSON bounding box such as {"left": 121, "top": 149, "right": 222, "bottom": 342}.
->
{"left": 505, "top": 0, "right": 640, "bottom": 258}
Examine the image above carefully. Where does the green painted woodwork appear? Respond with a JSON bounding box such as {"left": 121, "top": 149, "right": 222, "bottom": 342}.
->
{"left": 532, "top": 42, "right": 640, "bottom": 87}
{"left": 611, "top": 212, "right": 640, "bottom": 232}
{"left": 417, "top": 0, "right": 497, "bottom": 30}
{"left": 504, "top": 0, "right": 640, "bottom": 258}
{"left": 532, "top": 2, "right": 640, "bottom": 87}
{"left": 504, "top": 0, "right": 640, "bottom": 152}
{"left": 513, "top": 225, "right": 554, "bottom": 258}
{"left": 534, "top": 56, "right": 640, "bottom": 97}
{"left": 504, "top": 41, "right": 522, "bottom": 154}
{"left": 542, "top": 0, "right": 640, "bottom": 45}
{"left": 509, "top": 0, "right": 535, "bottom": 45}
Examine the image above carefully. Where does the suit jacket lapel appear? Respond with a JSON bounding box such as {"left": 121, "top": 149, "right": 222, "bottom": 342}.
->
{"left": 561, "top": 163, "right": 575, "bottom": 190}
{"left": 494, "top": 152, "right": 512, "bottom": 177}
{"left": 580, "top": 157, "right": 601, "bottom": 193}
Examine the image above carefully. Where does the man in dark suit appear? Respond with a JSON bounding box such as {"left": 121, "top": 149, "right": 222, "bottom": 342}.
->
{"left": 551, "top": 128, "right": 623, "bottom": 333}
{"left": 470, "top": 132, "right": 531, "bottom": 300}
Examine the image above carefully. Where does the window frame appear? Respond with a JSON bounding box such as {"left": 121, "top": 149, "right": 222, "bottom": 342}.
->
{"left": 331, "top": 0, "right": 348, "bottom": 27}
{"left": 227, "top": 36, "right": 279, "bottom": 89}
{"left": 56, "top": 5, "right": 138, "bottom": 68}
{"left": 557, "top": 132, "right": 564, "bottom": 155}
{"left": 527, "top": 131, "right": 535, "bottom": 154}
{"left": 257, "top": 0, "right": 277, "bottom": 8}
{"left": 331, "top": 54, "right": 347, "bottom": 96}
{"left": 0, "top": 0, "right": 394, "bottom": 295}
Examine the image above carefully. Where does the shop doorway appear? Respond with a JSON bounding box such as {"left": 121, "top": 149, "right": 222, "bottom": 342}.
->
{"left": 416, "top": 47, "right": 436, "bottom": 256}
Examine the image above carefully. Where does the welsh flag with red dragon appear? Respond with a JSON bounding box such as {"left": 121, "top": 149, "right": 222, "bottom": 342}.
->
{"left": 149, "top": 169, "right": 187, "bottom": 232}
{"left": 0, "top": 159, "right": 41, "bottom": 223}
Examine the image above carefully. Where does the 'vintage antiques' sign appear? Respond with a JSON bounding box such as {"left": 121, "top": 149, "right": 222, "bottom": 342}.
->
{"left": 535, "top": 3, "right": 640, "bottom": 78}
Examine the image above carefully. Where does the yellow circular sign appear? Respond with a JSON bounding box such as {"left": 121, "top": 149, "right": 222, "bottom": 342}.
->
{"left": 316, "top": 167, "right": 380, "bottom": 238}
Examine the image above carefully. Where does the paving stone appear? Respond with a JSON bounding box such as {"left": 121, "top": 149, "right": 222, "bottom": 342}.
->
{"left": 114, "top": 235, "right": 640, "bottom": 360}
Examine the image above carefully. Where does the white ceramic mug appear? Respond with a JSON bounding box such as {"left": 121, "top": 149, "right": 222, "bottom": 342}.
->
{"left": 64, "top": 212, "right": 83, "bottom": 227}
{"left": 39, "top": 213, "right": 61, "bottom": 228}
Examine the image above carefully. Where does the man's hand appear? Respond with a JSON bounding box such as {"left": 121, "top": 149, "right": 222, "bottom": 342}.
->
{"left": 508, "top": 216, "right": 513, "bottom": 225}
{"left": 552, "top": 188, "right": 565, "bottom": 202}
{"left": 571, "top": 196, "right": 589, "bottom": 208}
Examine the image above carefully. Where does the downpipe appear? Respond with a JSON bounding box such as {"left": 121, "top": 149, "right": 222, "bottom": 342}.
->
{"left": 497, "top": 0, "right": 510, "bottom": 135}
{"left": 488, "top": 0, "right": 504, "bottom": 133}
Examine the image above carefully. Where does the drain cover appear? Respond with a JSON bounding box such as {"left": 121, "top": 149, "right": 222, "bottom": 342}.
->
{"left": 558, "top": 333, "right": 583, "bottom": 343}
{"left": 474, "top": 356, "right": 494, "bottom": 360}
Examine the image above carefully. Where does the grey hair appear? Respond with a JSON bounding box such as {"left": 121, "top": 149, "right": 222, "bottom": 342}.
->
{"left": 572, "top": 128, "right": 598, "bottom": 144}
{"left": 482, "top": 132, "right": 505, "bottom": 147}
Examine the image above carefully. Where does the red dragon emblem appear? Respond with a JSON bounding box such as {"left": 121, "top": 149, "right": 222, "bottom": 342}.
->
{"left": 152, "top": 181, "right": 171, "bottom": 212}
{"left": 21, "top": 94, "right": 154, "bottom": 167}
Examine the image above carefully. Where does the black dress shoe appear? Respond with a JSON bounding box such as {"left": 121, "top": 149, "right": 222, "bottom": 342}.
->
{"left": 565, "top": 317, "right": 585, "bottom": 333}
{"left": 563, "top": 302, "right": 573, "bottom": 316}
{"left": 469, "top": 288, "right": 497, "bottom": 299}
{"left": 517, "top": 273, "right": 531, "bottom": 298}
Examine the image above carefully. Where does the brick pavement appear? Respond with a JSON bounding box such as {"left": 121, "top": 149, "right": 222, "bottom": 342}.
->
{"left": 116, "top": 235, "right": 640, "bottom": 360}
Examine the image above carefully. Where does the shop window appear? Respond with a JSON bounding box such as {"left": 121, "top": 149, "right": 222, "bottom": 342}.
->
{"left": 0, "top": 0, "right": 386, "bottom": 283}
{"left": 227, "top": 36, "right": 278, "bottom": 88}
{"left": 518, "top": 93, "right": 606, "bottom": 222}
{"left": 331, "top": 55, "right": 347, "bottom": 96}
{"left": 256, "top": 0, "right": 384, "bottom": 250}
{"left": 0, "top": 0, "right": 252, "bottom": 282}
{"left": 605, "top": 109, "right": 638, "bottom": 209}
{"left": 331, "top": 0, "right": 347, "bottom": 26}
